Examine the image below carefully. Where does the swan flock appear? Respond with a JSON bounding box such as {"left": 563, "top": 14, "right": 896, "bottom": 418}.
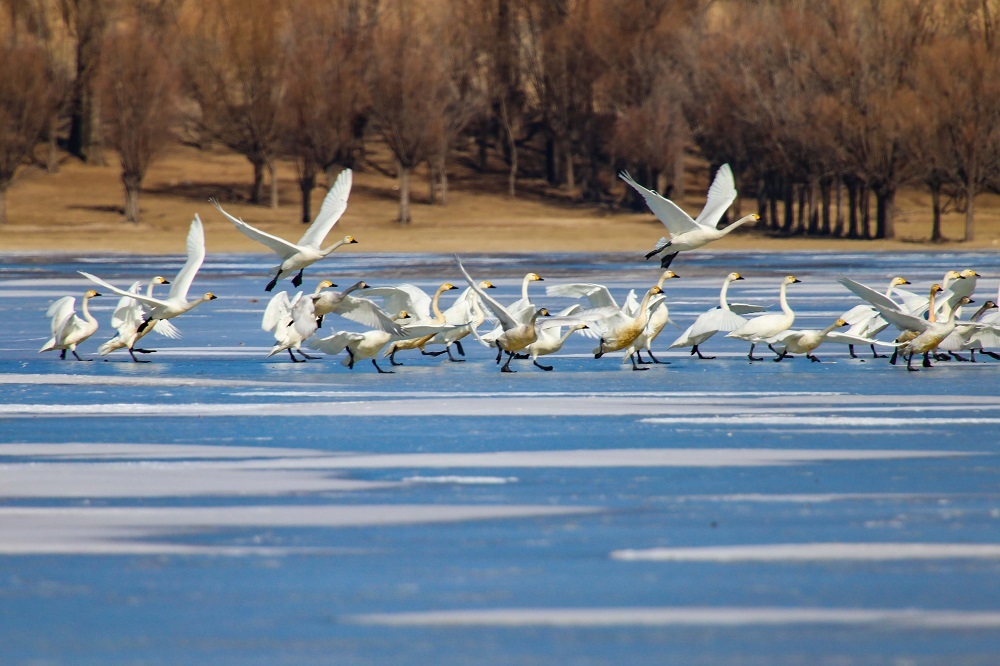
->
{"left": 38, "top": 166, "right": 1000, "bottom": 372}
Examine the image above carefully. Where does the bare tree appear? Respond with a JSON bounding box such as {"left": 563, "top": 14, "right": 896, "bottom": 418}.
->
{"left": 282, "top": 0, "right": 377, "bottom": 223}
{"left": 59, "top": 0, "right": 113, "bottom": 163}
{"left": 99, "top": 4, "right": 178, "bottom": 223}
{"left": 367, "top": 0, "right": 462, "bottom": 223}
{"left": 0, "top": 39, "right": 59, "bottom": 224}
{"left": 182, "top": 0, "right": 287, "bottom": 207}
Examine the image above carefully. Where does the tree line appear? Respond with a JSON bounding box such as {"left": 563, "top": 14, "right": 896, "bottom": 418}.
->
{"left": 1, "top": 0, "right": 998, "bottom": 242}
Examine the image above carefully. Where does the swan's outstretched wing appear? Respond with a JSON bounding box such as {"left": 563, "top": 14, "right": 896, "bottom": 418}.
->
{"left": 454, "top": 255, "right": 518, "bottom": 330}
{"left": 892, "top": 287, "right": 930, "bottom": 314}
{"left": 211, "top": 199, "right": 300, "bottom": 260}
{"left": 262, "top": 291, "right": 293, "bottom": 332}
{"left": 823, "top": 331, "right": 904, "bottom": 347}
{"left": 307, "top": 330, "right": 362, "bottom": 354}
{"left": 167, "top": 215, "right": 207, "bottom": 301}
{"left": 546, "top": 283, "right": 621, "bottom": 310}
{"left": 289, "top": 293, "right": 318, "bottom": 339}
{"left": 692, "top": 307, "right": 748, "bottom": 337}
{"left": 837, "top": 277, "right": 906, "bottom": 315}
{"left": 152, "top": 319, "right": 181, "bottom": 338}
{"left": 297, "top": 168, "right": 352, "bottom": 248}
{"left": 360, "top": 284, "right": 432, "bottom": 319}
{"left": 693, "top": 164, "right": 737, "bottom": 230}
{"left": 79, "top": 272, "right": 169, "bottom": 309}
{"left": 46, "top": 296, "right": 76, "bottom": 337}
{"left": 619, "top": 171, "right": 698, "bottom": 236}
{"left": 110, "top": 282, "right": 142, "bottom": 329}
{"left": 322, "top": 294, "right": 403, "bottom": 335}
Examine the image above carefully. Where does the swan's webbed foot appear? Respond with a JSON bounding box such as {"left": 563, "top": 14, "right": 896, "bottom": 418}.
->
{"left": 889, "top": 349, "right": 899, "bottom": 365}
{"left": 645, "top": 349, "right": 669, "bottom": 364}
{"left": 905, "top": 353, "right": 919, "bottom": 371}
{"left": 629, "top": 354, "right": 648, "bottom": 371}
{"left": 594, "top": 339, "right": 606, "bottom": 359}
{"left": 287, "top": 349, "right": 306, "bottom": 363}
{"left": 291, "top": 270, "right": 304, "bottom": 288}
{"left": 454, "top": 340, "right": 465, "bottom": 356}
{"left": 446, "top": 346, "right": 465, "bottom": 362}
{"left": 807, "top": 354, "right": 821, "bottom": 363}
{"left": 265, "top": 273, "right": 280, "bottom": 292}
{"left": 372, "top": 359, "right": 393, "bottom": 374}
{"left": 767, "top": 344, "right": 791, "bottom": 361}
{"left": 388, "top": 349, "right": 404, "bottom": 366}
{"left": 949, "top": 352, "right": 970, "bottom": 362}
{"left": 634, "top": 350, "right": 652, "bottom": 365}
{"left": 747, "top": 344, "right": 762, "bottom": 362}
{"left": 692, "top": 345, "right": 716, "bottom": 360}
{"left": 659, "top": 252, "right": 678, "bottom": 269}
{"left": 128, "top": 348, "right": 151, "bottom": 363}
{"left": 533, "top": 360, "right": 553, "bottom": 371}
{"left": 981, "top": 350, "right": 1000, "bottom": 360}
{"left": 934, "top": 352, "right": 951, "bottom": 361}
{"left": 870, "top": 344, "right": 887, "bottom": 359}
{"left": 71, "top": 350, "right": 91, "bottom": 361}
{"left": 848, "top": 344, "right": 858, "bottom": 359}
{"left": 922, "top": 352, "right": 934, "bottom": 368}
{"left": 297, "top": 350, "right": 321, "bottom": 360}
{"left": 421, "top": 349, "right": 447, "bottom": 357}
{"left": 500, "top": 352, "right": 516, "bottom": 372}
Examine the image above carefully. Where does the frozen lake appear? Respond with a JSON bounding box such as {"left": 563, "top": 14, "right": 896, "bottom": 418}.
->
{"left": 2, "top": 250, "right": 999, "bottom": 665}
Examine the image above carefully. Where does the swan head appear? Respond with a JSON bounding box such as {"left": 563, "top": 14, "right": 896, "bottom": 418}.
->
{"left": 153, "top": 276, "right": 170, "bottom": 285}
{"left": 930, "top": 283, "right": 943, "bottom": 295}
{"left": 960, "top": 269, "right": 980, "bottom": 279}
{"left": 203, "top": 292, "right": 218, "bottom": 301}
{"left": 439, "top": 283, "right": 458, "bottom": 292}
{"left": 959, "top": 296, "right": 973, "bottom": 306}
{"left": 784, "top": 275, "right": 801, "bottom": 285}
{"left": 944, "top": 270, "right": 963, "bottom": 282}
{"left": 84, "top": 289, "right": 101, "bottom": 298}
{"left": 983, "top": 300, "right": 998, "bottom": 310}
{"left": 834, "top": 318, "right": 848, "bottom": 328}
{"left": 317, "top": 280, "right": 336, "bottom": 290}
{"left": 344, "top": 235, "right": 359, "bottom": 244}
{"left": 727, "top": 272, "right": 744, "bottom": 282}
{"left": 661, "top": 270, "right": 680, "bottom": 280}
{"left": 649, "top": 286, "right": 664, "bottom": 295}
{"left": 479, "top": 280, "right": 497, "bottom": 289}
{"left": 890, "top": 277, "right": 910, "bottom": 286}
{"left": 537, "top": 308, "right": 551, "bottom": 317}
{"left": 526, "top": 273, "right": 544, "bottom": 282}
{"left": 395, "top": 310, "right": 411, "bottom": 321}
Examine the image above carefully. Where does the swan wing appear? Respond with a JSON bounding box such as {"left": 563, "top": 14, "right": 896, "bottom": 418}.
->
{"left": 167, "top": 215, "right": 206, "bottom": 301}
{"left": 46, "top": 296, "right": 76, "bottom": 337}
{"left": 110, "top": 282, "right": 142, "bottom": 329}
{"left": 691, "top": 307, "right": 748, "bottom": 336}
{"left": 728, "top": 303, "right": 767, "bottom": 315}
{"left": 454, "top": 255, "right": 517, "bottom": 329}
{"left": 307, "top": 330, "right": 361, "bottom": 354}
{"left": 211, "top": 198, "right": 300, "bottom": 259}
{"left": 262, "top": 291, "right": 293, "bottom": 332}
{"left": 290, "top": 294, "right": 319, "bottom": 338}
{"left": 545, "top": 283, "right": 621, "bottom": 309}
{"left": 619, "top": 170, "right": 698, "bottom": 235}
{"left": 693, "top": 164, "right": 737, "bottom": 229}
{"left": 360, "top": 284, "right": 431, "bottom": 319}
{"left": 297, "top": 168, "right": 352, "bottom": 248}
{"left": 327, "top": 294, "right": 403, "bottom": 335}
{"left": 837, "top": 277, "right": 907, "bottom": 314}
{"left": 79, "top": 271, "right": 169, "bottom": 310}
{"left": 151, "top": 318, "right": 182, "bottom": 339}
{"left": 892, "top": 287, "right": 929, "bottom": 315}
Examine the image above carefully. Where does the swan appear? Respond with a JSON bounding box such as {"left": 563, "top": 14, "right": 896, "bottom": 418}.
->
{"left": 480, "top": 272, "right": 545, "bottom": 348}
{"left": 589, "top": 285, "right": 665, "bottom": 371}
{"left": 97, "top": 276, "right": 181, "bottom": 362}
{"left": 934, "top": 299, "right": 999, "bottom": 362}
{"left": 726, "top": 275, "right": 801, "bottom": 361}
{"left": 768, "top": 318, "right": 865, "bottom": 362}
{"left": 310, "top": 280, "right": 403, "bottom": 335}
{"left": 308, "top": 312, "right": 456, "bottom": 373}
{"left": 839, "top": 276, "right": 911, "bottom": 359}
{"left": 620, "top": 164, "right": 759, "bottom": 268}
{"left": 262, "top": 281, "right": 330, "bottom": 362}
{"left": 669, "top": 272, "right": 764, "bottom": 359}
{"left": 523, "top": 305, "right": 589, "bottom": 371}
{"left": 455, "top": 255, "right": 595, "bottom": 372}
{"left": 80, "top": 215, "right": 217, "bottom": 335}
{"left": 899, "top": 296, "right": 974, "bottom": 370}
{"left": 428, "top": 281, "right": 497, "bottom": 361}
{"left": 39, "top": 289, "right": 101, "bottom": 360}
{"left": 380, "top": 283, "right": 459, "bottom": 365}
{"left": 210, "top": 168, "right": 357, "bottom": 291}
{"left": 627, "top": 271, "right": 682, "bottom": 364}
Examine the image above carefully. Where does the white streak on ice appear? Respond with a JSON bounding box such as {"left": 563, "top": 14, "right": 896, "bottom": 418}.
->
{"left": 642, "top": 415, "right": 1000, "bottom": 427}
{"left": 349, "top": 606, "right": 1000, "bottom": 629}
{"left": 611, "top": 542, "right": 1000, "bottom": 562}
{"left": 0, "top": 443, "right": 321, "bottom": 460}
{"left": 402, "top": 475, "right": 519, "bottom": 485}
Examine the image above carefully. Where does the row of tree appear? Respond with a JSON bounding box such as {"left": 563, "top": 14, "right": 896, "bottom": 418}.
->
{"left": 1, "top": 0, "right": 999, "bottom": 241}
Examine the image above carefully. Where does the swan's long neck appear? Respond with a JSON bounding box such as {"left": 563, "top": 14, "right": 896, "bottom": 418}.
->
{"left": 717, "top": 214, "right": 757, "bottom": 237}
{"left": 146, "top": 280, "right": 160, "bottom": 298}
{"left": 778, "top": 281, "right": 793, "bottom": 317}
{"left": 80, "top": 295, "right": 97, "bottom": 325}
{"left": 970, "top": 303, "right": 994, "bottom": 322}
{"left": 635, "top": 288, "right": 657, "bottom": 326}
{"left": 320, "top": 239, "right": 349, "bottom": 257}
{"left": 927, "top": 289, "right": 938, "bottom": 323}
{"left": 820, "top": 320, "right": 841, "bottom": 337}
{"left": 521, "top": 276, "right": 532, "bottom": 302}
{"left": 342, "top": 281, "right": 365, "bottom": 297}
{"left": 431, "top": 285, "right": 449, "bottom": 322}
{"left": 719, "top": 277, "right": 733, "bottom": 310}
{"left": 556, "top": 326, "right": 581, "bottom": 347}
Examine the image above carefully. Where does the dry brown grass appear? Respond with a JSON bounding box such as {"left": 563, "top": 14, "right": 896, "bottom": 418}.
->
{"left": 2, "top": 143, "right": 999, "bottom": 255}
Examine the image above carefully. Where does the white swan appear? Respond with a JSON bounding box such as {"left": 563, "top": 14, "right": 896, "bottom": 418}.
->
{"left": 768, "top": 318, "right": 882, "bottom": 362}
{"left": 80, "top": 215, "right": 217, "bottom": 334}
{"left": 620, "top": 164, "right": 759, "bottom": 268}
{"left": 898, "top": 296, "right": 974, "bottom": 370}
{"left": 627, "top": 271, "right": 682, "bottom": 364}
{"left": 97, "top": 276, "right": 180, "bottom": 362}
{"left": 381, "top": 283, "right": 459, "bottom": 365}
{"left": 262, "top": 281, "right": 329, "bottom": 362}
{"left": 589, "top": 285, "right": 665, "bottom": 371}
{"left": 726, "top": 275, "right": 801, "bottom": 361}
{"left": 480, "top": 272, "right": 545, "bottom": 347}
{"left": 839, "top": 276, "right": 911, "bottom": 359}
{"left": 308, "top": 312, "right": 456, "bottom": 374}
{"left": 428, "top": 281, "right": 497, "bottom": 361}
{"left": 311, "top": 280, "right": 403, "bottom": 335}
{"left": 210, "top": 168, "right": 357, "bottom": 291}
{"left": 39, "top": 289, "right": 101, "bottom": 360}
{"left": 937, "top": 299, "right": 999, "bottom": 362}
{"left": 669, "top": 272, "right": 764, "bottom": 359}
{"left": 523, "top": 305, "right": 589, "bottom": 371}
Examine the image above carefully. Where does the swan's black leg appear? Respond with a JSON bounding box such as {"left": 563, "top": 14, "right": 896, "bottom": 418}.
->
{"left": 659, "top": 252, "right": 678, "bottom": 269}
{"left": 870, "top": 344, "right": 886, "bottom": 359}
{"left": 630, "top": 353, "right": 648, "bottom": 371}
{"left": 389, "top": 348, "right": 404, "bottom": 366}
{"left": 295, "top": 349, "right": 321, "bottom": 360}
{"left": 316, "top": 315, "right": 324, "bottom": 329}
{"left": 265, "top": 272, "right": 281, "bottom": 292}
{"left": 291, "top": 270, "right": 304, "bottom": 288}
{"left": 372, "top": 358, "right": 393, "bottom": 374}
{"left": 692, "top": 345, "right": 715, "bottom": 360}
{"left": 346, "top": 347, "right": 356, "bottom": 369}
{"left": 982, "top": 350, "right": 1000, "bottom": 360}
{"left": 807, "top": 353, "right": 821, "bottom": 363}
{"left": 454, "top": 340, "right": 465, "bottom": 356}
{"left": 922, "top": 351, "right": 934, "bottom": 368}
{"left": 446, "top": 346, "right": 465, "bottom": 362}
{"left": 500, "top": 351, "right": 516, "bottom": 373}
{"left": 594, "top": 339, "right": 606, "bottom": 359}
{"left": 287, "top": 348, "right": 305, "bottom": 363}
{"left": 848, "top": 344, "right": 858, "bottom": 359}
{"left": 949, "top": 351, "right": 970, "bottom": 362}
{"left": 59, "top": 350, "right": 67, "bottom": 360}
{"left": 128, "top": 348, "right": 151, "bottom": 363}
{"left": 421, "top": 348, "right": 447, "bottom": 357}
{"left": 635, "top": 350, "right": 652, "bottom": 365}
{"left": 768, "top": 344, "right": 790, "bottom": 361}
{"left": 906, "top": 353, "right": 919, "bottom": 371}
{"left": 72, "top": 350, "right": 90, "bottom": 361}
{"left": 496, "top": 346, "right": 503, "bottom": 364}
{"left": 645, "top": 349, "right": 669, "bottom": 364}
{"left": 533, "top": 359, "right": 553, "bottom": 371}
{"left": 747, "top": 343, "right": 762, "bottom": 362}
{"left": 889, "top": 348, "right": 899, "bottom": 365}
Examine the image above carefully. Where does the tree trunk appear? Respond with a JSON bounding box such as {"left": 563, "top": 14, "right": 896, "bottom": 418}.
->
{"left": 267, "top": 159, "right": 279, "bottom": 209}
{"left": 819, "top": 177, "right": 832, "bottom": 236}
{"left": 965, "top": 181, "right": 976, "bottom": 242}
{"left": 428, "top": 162, "right": 437, "bottom": 205}
{"left": 545, "top": 135, "right": 557, "bottom": 185}
{"left": 398, "top": 161, "right": 411, "bottom": 224}
{"left": 930, "top": 181, "right": 943, "bottom": 243}
{"left": 768, "top": 178, "right": 779, "bottom": 232}
{"left": 874, "top": 186, "right": 894, "bottom": 240}
{"left": 797, "top": 183, "right": 807, "bottom": 234}
{"left": 0, "top": 182, "right": 7, "bottom": 225}
{"left": 251, "top": 159, "right": 265, "bottom": 204}
{"left": 846, "top": 177, "right": 859, "bottom": 239}
{"left": 860, "top": 184, "right": 871, "bottom": 239}
{"left": 123, "top": 172, "right": 141, "bottom": 224}
{"left": 47, "top": 115, "right": 60, "bottom": 174}
{"left": 782, "top": 179, "right": 794, "bottom": 233}
{"left": 564, "top": 147, "right": 575, "bottom": 197}
{"left": 299, "top": 167, "right": 316, "bottom": 224}
{"left": 438, "top": 157, "right": 448, "bottom": 206}
{"left": 834, "top": 176, "right": 843, "bottom": 237}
